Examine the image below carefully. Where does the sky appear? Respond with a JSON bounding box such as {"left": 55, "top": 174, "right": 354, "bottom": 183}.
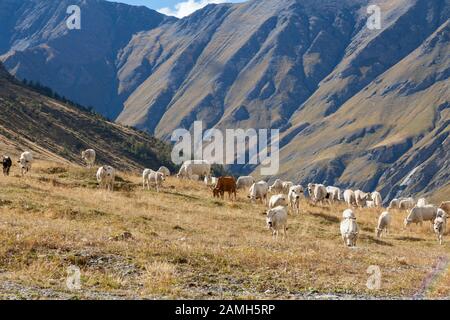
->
{"left": 108, "top": 0, "right": 246, "bottom": 18}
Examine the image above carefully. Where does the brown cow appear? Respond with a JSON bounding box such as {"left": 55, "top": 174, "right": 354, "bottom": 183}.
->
{"left": 213, "top": 176, "right": 237, "bottom": 201}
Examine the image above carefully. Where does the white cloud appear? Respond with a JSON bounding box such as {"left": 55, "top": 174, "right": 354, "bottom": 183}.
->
{"left": 158, "top": 0, "right": 227, "bottom": 18}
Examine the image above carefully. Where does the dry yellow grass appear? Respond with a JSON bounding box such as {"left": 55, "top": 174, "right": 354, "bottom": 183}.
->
{"left": 0, "top": 161, "right": 448, "bottom": 299}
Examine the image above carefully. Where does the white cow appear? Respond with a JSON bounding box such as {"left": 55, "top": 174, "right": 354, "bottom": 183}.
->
{"left": 269, "top": 179, "right": 284, "bottom": 194}
{"left": 177, "top": 160, "right": 211, "bottom": 179}
{"left": 266, "top": 206, "right": 288, "bottom": 239}
{"left": 248, "top": 181, "right": 269, "bottom": 204}
{"left": 18, "top": 151, "right": 33, "bottom": 176}
{"left": 340, "top": 210, "right": 358, "bottom": 247}
{"left": 282, "top": 181, "right": 294, "bottom": 194}
{"left": 81, "top": 149, "right": 96, "bottom": 168}
{"left": 434, "top": 216, "right": 446, "bottom": 245}
{"left": 308, "top": 183, "right": 327, "bottom": 204}
{"left": 376, "top": 211, "right": 391, "bottom": 238}
{"left": 143, "top": 169, "right": 165, "bottom": 192}
{"left": 354, "top": 190, "right": 370, "bottom": 207}
{"left": 326, "top": 186, "right": 341, "bottom": 202}
{"left": 269, "top": 194, "right": 287, "bottom": 209}
{"left": 343, "top": 189, "right": 356, "bottom": 207}
{"left": 404, "top": 205, "right": 439, "bottom": 227}
{"left": 96, "top": 166, "right": 115, "bottom": 191}
{"left": 236, "top": 176, "right": 254, "bottom": 190}
{"left": 158, "top": 166, "right": 170, "bottom": 177}
{"left": 288, "top": 185, "right": 303, "bottom": 214}
{"left": 371, "top": 191, "right": 382, "bottom": 208}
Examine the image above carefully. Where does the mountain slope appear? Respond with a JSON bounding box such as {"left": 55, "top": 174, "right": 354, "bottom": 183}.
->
{"left": 0, "top": 63, "right": 173, "bottom": 171}
{"left": 0, "top": 0, "right": 173, "bottom": 119}
{"left": 272, "top": 19, "right": 449, "bottom": 202}
{"left": 115, "top": 0, "right": 448, "bottom": 200}
{"left": 117, "top": 0, "right": 371, "bottom": 136}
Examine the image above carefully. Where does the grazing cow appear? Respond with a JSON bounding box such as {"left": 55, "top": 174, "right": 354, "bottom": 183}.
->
{"left": 399, "top": 197, "right": 415, "bottom": 210}
{"left": 213, "top": 176, "right": 237, "bottom": 200}
{"left": 269, "top": 194, "right": 287, "bottom": 209}
{"left": 326, "top": 186, "right": 341, "bottom": 202}
{"left": 96, "top": 166, "right": 115, "bottom": 191}
{"left": 434, "top": 216, "right": 446, "bottom": 245}
{"left": 81, "top": 149, "right": 96, "bottom": 168}
{"left": 266, "top": 206, "right": 288, "bottom": 240}
{"left": 404, "top": 205, "right": 439, "bottom": 227}
{"left": 376, "top": 211, "right": 391, "bottom": 238}
{"left": 340, "top": 210, "right": 358, "bottom": 247}
{"left": 308, "top": 183, "right": 327, "bottom": 204}
{"left": 143, "top": 169, "right": 165, "bottom": 192}
{"left": 354, "top": 190, "right": 370, "bottom": 208}
{"left": 248, "top": 181, "right": 269, "bottom": 204}
{"left": 343, "top": 189, "right": 356, "bottom": 207}
{"left": 288, "top": 185, "right": 303, "bottom": 214}
{"left": 158, "top": 166, "right": 171, "bottom": 177}
{"left": 439, "top": 201, "right": 450, "bottom": 215}
{"left": 236, "top": 176, "right": 255, "bottom": 190}
{"left": 282, "top": 181, "right": 294, "bottom": 194}
{"left": 204, "top": 175, "right": 218, "bottom": 188}
{"left": 269, "top": 179, "right": 284, "bottom": 194}
{"left": 18, "top": 151, "right": 33, "bottom": 176}
{"left": 371, "top": 191, "right": 382, "bottom": 208}
{"left": 2, "top": 156, "right": 12, "bottom": 176}
{"left": 177, "top": 160, "right": 211, "bottom": 179}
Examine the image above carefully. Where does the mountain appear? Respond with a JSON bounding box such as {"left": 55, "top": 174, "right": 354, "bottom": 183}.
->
{"left": 0, "top": 63, "right": 174, "bottom": 171}
{"left": 0, "top": 0, "right": 448, "bottom": 200}
{"left": 115, "top": 0, "right": 449, "bottom": 200}
{"left": 0, "top": 0, "right": 173, "bottom": 119}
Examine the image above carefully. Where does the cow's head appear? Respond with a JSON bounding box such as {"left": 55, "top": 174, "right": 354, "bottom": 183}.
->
{"left": 266, "top": 209, "right": 276, "bottom": 229}
{"left": 18, "top": 158, "right": 28, "bottom": 168}
{"left": 307, "top": 183, "right": 315, "bottom": 196}
{"left": 403, "top": 218, "right": 411, "bottom": 227}
{"left": 375, "top": 227, "right": 382, "bottom": 238}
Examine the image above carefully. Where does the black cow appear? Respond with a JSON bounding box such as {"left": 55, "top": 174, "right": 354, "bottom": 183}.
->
{"left": 2, "top": 156, "right": 12, "bottom": 176}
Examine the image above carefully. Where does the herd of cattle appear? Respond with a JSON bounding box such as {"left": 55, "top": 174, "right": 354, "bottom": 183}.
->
{"left": 2, "top": 151, "right": 449, "bottom": 247}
